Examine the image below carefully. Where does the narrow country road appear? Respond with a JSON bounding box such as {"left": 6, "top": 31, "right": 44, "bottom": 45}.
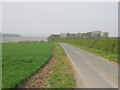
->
{"left": 60, "top": 43, "right": 118, "bottom": 88}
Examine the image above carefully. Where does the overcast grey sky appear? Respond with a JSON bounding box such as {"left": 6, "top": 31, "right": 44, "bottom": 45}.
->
{"left": 2, "top": 2, "right": 118, "bottom": 37}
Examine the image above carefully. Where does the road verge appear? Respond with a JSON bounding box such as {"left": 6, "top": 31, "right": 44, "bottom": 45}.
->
{"left": 46, "top": 43, "right": 76, "bottom": 88}
{"left": 66, "top": 43, "right": 118, "bottom": 64}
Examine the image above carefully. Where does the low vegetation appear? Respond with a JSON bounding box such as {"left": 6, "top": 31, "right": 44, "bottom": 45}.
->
{"left": 59, "top": 39, "right": 118, "bottom": 54}
{"left": 2, "top": 42, "right": 53, "bottom": 88}
{"left": 59, "top": 39, "right": 119, "bottom": 63}
{"left": 47, "top": 43, "right": 76, "bottom": 88}
{"left": 48, "top": 31, "right": 119, "bottom": 63}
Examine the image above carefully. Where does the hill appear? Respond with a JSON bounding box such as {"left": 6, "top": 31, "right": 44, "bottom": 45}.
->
{"left": 0, "top": 34, "right": 21, "bottom": 37}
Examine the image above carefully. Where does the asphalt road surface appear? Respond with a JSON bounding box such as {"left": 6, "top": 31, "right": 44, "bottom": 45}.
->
{"left": 60, "top": 43, "right": 118, "bottom": 88}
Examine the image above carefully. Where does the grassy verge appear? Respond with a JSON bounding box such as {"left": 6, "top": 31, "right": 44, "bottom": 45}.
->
{"left": 47, "top": 43, "right": 76, "bottom": 88}
{"left": 67, "top": 43, "right": 118, "bottom": 63}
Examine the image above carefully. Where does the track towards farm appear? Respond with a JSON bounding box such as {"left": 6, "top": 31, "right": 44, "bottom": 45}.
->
{"left": 60, "top": 43, "right": 118, "bottom": 88}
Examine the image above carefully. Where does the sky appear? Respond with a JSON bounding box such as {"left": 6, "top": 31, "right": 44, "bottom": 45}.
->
{"left": 2, "top": 2, "right": 118, "bottom": 37}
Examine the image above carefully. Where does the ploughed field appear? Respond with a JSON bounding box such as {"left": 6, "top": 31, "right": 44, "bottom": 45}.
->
{"left": 2, "top": 42, "right": 53, "bottom": 88}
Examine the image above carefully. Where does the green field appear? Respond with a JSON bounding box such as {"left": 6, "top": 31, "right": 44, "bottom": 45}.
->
{"left": 2, "top": 42, "right": 53, "bottom": 88}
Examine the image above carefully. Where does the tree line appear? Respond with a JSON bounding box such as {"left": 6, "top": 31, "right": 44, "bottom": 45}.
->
{"left": 47, "top": 31, "right": 109, "bottom": 41}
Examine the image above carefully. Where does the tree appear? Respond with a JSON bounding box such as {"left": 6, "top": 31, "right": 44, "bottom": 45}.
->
{"left": 102, "top": 32, "right": 109, "bottom": 38}
{"left": 85, "top": 32, "right": 92, "bottom": 39}
{"left": 91, "top": 31, "right": 102, "bottom": 39}
{"left": 47, "top": 34, "right": 60, "bottom": 41}
{"left": 67, "top": 33, "right": 76, "bottom": 39}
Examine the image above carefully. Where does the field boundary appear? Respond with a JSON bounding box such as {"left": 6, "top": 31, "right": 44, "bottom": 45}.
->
{"left": 16, "top": 49, "right": 56, "bottom": 88}
{"left": 64, "top": 42, "right": 118, "bottom": 64}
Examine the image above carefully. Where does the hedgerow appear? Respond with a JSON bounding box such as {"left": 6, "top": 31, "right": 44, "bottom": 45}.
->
{"left": 59, "top": 39, "right": 118, "bottom": 54}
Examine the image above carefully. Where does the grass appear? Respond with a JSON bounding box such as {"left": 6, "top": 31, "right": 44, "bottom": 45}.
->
{"left": 67, "top": 43, "right": 118, "bottom": 63}
{"left": 47, "top": 43, "right": 76, "bottom": 88}
{"left": 2, "top": 42, "right": 53, "bottom": 88}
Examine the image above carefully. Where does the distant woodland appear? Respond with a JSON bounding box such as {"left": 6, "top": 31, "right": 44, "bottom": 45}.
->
{"left": 47, "top": 31, "right": 111, "bottom": 41}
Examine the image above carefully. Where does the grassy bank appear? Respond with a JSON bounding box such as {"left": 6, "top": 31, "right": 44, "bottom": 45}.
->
{"left": 57, "top": 39, "right": 118, "bottom": 64}
{"left": 66, "top": 43, "right": 118, "bottom": 64}
{"left": 47, "top": 43, "right": 76, "bottom": 88}
{"left": 58, "top": 39, "right": 118, "bottom": 54}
